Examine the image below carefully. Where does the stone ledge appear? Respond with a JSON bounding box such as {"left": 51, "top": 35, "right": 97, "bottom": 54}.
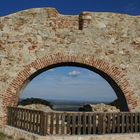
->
{"left": 3, "top": 125, "right": 140, "bottom": 140}
{"left": 4, "top": 125, "right": 43, "bottom": 140}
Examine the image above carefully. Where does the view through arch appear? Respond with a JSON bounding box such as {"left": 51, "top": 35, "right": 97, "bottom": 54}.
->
{"left": 19, "top": 65, "right": 128, "bottom": 112}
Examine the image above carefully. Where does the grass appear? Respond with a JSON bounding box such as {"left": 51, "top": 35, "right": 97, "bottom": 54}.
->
{"left": 0, "top": 132, "right": 13, "bottom": 140}
{"left": 0, "top": 132, "right": 7, "bottom": 140}
{"left": 0, "top": 132, "right": 26, "bottom": 140}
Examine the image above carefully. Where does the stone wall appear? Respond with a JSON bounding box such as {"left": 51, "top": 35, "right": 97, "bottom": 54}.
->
{"left": 0, "top": 8, "right": 140, "bottom": 127}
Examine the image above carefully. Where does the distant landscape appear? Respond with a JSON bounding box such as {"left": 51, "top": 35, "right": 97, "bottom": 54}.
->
{"left": 19, "top": 98, "right": 116, "bottom": 111}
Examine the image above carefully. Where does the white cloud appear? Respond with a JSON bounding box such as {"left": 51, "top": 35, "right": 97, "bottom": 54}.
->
{"left": 47, "top": 69, "right": 54, "bottom": 72}
{"left": 68, "top": 70, "right": 80, "bottom": 77}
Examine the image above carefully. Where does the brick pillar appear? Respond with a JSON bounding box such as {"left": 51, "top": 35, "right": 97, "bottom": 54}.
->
{"left": 79, "top": 12, "right": 92, "bottom": 30}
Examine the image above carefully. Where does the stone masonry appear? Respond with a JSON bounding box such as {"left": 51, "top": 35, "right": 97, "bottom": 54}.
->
{"left": 0, "top": 8, "right": 140, "bottom": 128}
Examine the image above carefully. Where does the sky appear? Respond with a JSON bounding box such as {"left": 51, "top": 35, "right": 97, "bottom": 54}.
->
{"left": 0, "top": 0, "right": 140, "bottom": 16}
{"left": 1, "top": 0, "right": 140, "bottom": 103}
{"left": 21, "top": 67, "right": 117, "bottom": 103}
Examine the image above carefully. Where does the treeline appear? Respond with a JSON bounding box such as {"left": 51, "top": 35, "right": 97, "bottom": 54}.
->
{"left": 18, "top": 98, "right": 52, "bottom": 108}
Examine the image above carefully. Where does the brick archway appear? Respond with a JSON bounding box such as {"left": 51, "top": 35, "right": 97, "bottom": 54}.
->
{"left": 3, "top": 53, "right": 138, "bottom": 109}
{"left": 1, "top": 53, "right": 138, "bottom": 126}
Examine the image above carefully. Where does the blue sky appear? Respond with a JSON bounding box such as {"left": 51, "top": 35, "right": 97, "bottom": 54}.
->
{"left": 0, "top": 0, "right": 140, "bottom": 16}
{"left": 21, "top": 67, "right": 117, "bottom": 102}
{"left": 1, "top": 0, "right": 140, "bottom": 103}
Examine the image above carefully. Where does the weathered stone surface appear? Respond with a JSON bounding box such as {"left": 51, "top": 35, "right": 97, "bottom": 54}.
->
{"left": 80, "top": 104, "right": 120, "bottom": 112}
{"left": 18, "top": 104, "right": 53, "bottom": 112}
{"left": 0, "top": 8, "right": 140, "bottom": 127}
{"left": 4, "top": 125, "right": 140, "bottom": 140}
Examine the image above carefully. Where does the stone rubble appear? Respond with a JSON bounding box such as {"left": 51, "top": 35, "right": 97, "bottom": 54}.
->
{"left": 80, "top": 103, "right": 120, "bottom": 112}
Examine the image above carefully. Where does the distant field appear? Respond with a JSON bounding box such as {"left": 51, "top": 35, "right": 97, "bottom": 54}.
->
{"left": 53, "top": 105, "right": 82, "bottom": 111}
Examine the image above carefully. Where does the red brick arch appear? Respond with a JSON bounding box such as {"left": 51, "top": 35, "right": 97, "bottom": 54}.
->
{"left": 2, "top": 53, "right": 138, "bottom": 117}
